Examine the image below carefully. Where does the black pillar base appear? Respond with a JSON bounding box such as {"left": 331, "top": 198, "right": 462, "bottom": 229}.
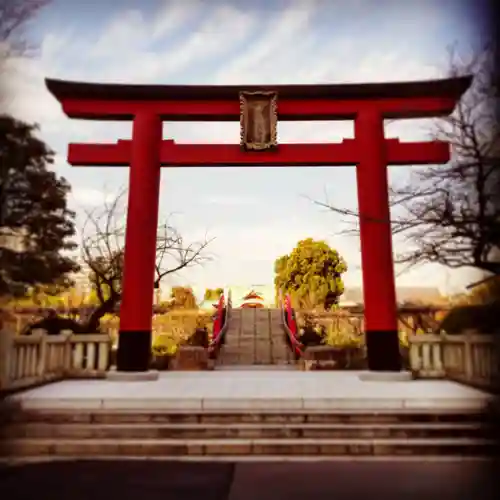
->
{"left": 365, "top": 329, "right": 401, "bottom": 372}
{"left": 116, "top": 330, "right": 152, "bottom": 372}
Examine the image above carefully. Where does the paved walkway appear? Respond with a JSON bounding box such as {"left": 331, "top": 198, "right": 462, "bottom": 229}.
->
{"left": 6, "top": 371, "right": 491, "bottom": 411}
{"left": 217, "top": 309, "right": 294, "bottom": 367}
{"left": 0, "top": 459, "right": 495, "bottom": 500}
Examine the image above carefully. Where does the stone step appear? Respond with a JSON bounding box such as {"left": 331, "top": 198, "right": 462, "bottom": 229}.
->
{"left": 271, "top": 346, "right": 290, "bottom": 353}
{"left": 254, "top": 357, "right": 272, "bottom": 364}
{"left": 254, "top": 346, "right": 271, "bottom": 353}
{"left": 1, "top": 437, "right": 494, "bottom": 458}
{"left": 216, "top": 357, "right": 241, "bottom": 365}
{"left": 5, "top": 410, "right": 487, "bottom": 425}
{"left": 2, "top": 422, "right": 489, "bottom": 440}
{"left": 236, "top": 357, "right": 256, "bottom": 365}
{"left": 222, "top": 342, "right": 242, "bottom": 348}
{"left": 273, "top": 339, "right": 290, "bottom": 346}
{"left": 219, "top": 346, "right": 252, "bottom": 354}
{"left": 234, "top": 339, "right": 256, "bottom": 345}
{"left": 271, "top": 351, "right": 290, "bottom": 360}
{"left": 271, "top": 352, "right": 291, "bottom": 358}
{"left": 214, "top": 365, "right": 296, "bottom": 371}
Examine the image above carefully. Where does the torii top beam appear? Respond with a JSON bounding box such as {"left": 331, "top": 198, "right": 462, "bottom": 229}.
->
{"left": 45, "top": 76, "right": 472, "bottom": 122}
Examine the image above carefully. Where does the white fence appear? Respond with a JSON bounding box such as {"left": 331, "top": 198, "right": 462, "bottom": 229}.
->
{"left": 408, "top": 329, "right": 498, "bottom": 390}
{"left": 0, "top": 328, "right": 113, "bottom": 392}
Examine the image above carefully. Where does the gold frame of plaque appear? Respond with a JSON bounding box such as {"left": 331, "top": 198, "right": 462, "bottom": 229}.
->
{"left": 239, "top": 90, "right": 278, "bottom": 151}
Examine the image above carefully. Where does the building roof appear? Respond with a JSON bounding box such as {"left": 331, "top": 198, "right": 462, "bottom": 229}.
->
{"left": 242, "top": 290, "right": 264, "bottom": 301}
{"left": 465, "top": 273, "right": 500, "bottom": 290}
{"left": 45, "top": 76, "right": 472, "bottom": 103}
{"left": 342, "top": 286, "right": 443, "bottom": 305}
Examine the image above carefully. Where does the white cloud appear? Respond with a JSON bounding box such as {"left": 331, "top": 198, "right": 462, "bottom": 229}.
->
{"left": 83, "top": 3, "right": 257, "bottom": 84}
{"left": 151, "top": 0, "right": 204, "bottom": 40}
{"left": 206, "top": 221, "right": 359, "bottom": 263}
{"left": 211, "top": 0, "right": 320, "bottom": 84}
{"left": 203, "top": 196, "right": 258, "bottom": 206}
{"left": 5, "top": 0, "right": 446, "bottom": 144}
{"left": 71, "top": 188, "right": 120, "bottom": 207}
{"left": 2, "top": 0, "right": 472, "bottom": 291}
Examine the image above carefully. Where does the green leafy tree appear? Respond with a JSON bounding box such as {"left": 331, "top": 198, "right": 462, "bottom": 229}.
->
{"left": 0, "top": 115, "right": 79, "bottom": 297}
{"left": 274, "top": 238, "right": 347, "bottom": 310}
{"left": 170, "top": 286, "right": 198, "bottom": 310}
{"left": 203, "top": 287, "right": 224, "bottom": 301}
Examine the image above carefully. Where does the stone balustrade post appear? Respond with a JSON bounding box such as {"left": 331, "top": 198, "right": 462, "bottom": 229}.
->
{"left": 463, "top": 328, "right": 475, "bottom": 380}
{"left": 34, "top": 329, "right": 47, "bottom": 377}
{"left": 0, "top": 327, "right": 14, "bottom": 390}
{"left": 61, "top": 330, "right": 73, "bottom": 374}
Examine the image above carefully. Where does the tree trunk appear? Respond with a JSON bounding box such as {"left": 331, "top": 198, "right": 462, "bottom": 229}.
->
{"left": 23, "top": 295, "right": 119, "bottom": 335}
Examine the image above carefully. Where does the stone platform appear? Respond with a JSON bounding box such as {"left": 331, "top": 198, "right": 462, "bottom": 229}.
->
{"left": 6, "top": 370, "right": 491, "bottom": 412}
{"left": 2, "top": 371, "right": 495, "bottom": 462}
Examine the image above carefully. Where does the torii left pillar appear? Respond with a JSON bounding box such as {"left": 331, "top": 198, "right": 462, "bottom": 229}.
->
{"left": 116, "top": 112, "right": 162, "bottom": 372}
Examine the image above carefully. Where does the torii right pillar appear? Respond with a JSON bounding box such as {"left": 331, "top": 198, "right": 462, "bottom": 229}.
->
{"left": 355, "top": 109, "right": 401, "bottom": 371}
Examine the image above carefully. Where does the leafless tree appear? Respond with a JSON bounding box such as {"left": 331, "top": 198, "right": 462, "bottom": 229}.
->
{"left": 314, "top": 45, "right": 500, "bottom": 278}
{"left": 0, "top": 0, "right": 49, "bottom": 103}
{"left": 0, "top": 0, "right": 48, "bottom": 56}
{"left": 23, "top": 190, "right": 214, "bottom": 334}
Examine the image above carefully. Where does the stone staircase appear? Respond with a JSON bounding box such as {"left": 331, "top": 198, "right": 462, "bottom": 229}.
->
{"left": 216, "top": 309, "right": 295, "bottom": 368}
{"left": 0, "top": 408, "right": 494, "bottom": 460}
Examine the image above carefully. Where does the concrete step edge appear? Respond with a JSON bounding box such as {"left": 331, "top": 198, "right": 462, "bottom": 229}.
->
{"left": 1, "top": 455, "right": 492, "bottom": 464}
{"left": 3, "top": 422, "right": 489, "bottom": 431}
{"left": 5, "top": 408, "right": 487, "bottom": 415}
{"left": 2, "top": 437, "right": 495, "bottom": 445}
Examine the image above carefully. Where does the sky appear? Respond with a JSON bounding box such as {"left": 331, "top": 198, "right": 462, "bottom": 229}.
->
{"left": 4, "top": 0, "right": 492, "bottom": 295}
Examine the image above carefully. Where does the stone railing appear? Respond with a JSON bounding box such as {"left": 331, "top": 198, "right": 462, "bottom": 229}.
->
{"left": 295, "top": 306, "right": 450, "bottom": 340}
{"left": 0, "top": 329, "right": 113, "bottom": 392}
{"left": 408, "top": 330, "right": 498, "bottom": 391}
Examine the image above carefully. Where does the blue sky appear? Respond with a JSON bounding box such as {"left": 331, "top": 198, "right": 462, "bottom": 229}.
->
{"left": 5, "top": 0, "right": 490, "bottom": 294}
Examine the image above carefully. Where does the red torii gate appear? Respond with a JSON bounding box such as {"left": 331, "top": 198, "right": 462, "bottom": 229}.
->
{"left": 46, "top": 76, "right": 471, "bottom": 373}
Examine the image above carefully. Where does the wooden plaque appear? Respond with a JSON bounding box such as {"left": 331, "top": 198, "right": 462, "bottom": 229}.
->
{"left": 239, "top": 91, "right": 278, "bottom": 150}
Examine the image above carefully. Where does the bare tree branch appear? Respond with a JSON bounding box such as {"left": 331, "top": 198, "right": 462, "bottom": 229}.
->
{"left": 312, "top": 44, "right": 500, "bottom": 278}
{"left": 0, "top": 0, "right": 49, "bottom": 58}
{"left": 0, "top": 0, "right": 50, "bottom": 107}
{"left": 22, "top": 189, "right": 214, "bottom": 335}
{"left": 81, "top": 189, "right": 213, "bottom": 310}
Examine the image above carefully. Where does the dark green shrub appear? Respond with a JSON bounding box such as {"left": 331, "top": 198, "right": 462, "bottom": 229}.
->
{"left": 188, "top": 327, "right": 210, "bottom": 348}
{"left": 439, "top": 302, "right": 500, "bottom": 334}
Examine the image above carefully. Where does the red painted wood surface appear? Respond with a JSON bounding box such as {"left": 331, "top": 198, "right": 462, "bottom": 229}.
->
{"left": 284, "top": 294, "right": 302, "bottom": 357}
{"left": 118, "top": 113, "right": 162, "bottom": 333}
{"left": 68, "top": 139, "right": 449, "bottom": 167}
{"left": 355, "top": 109, "right": 398, "bottom": 333}
{"left": 60, "top": 96, "right": 460, "bottom": 121}
{"left": 211, "top": 294, "right": 225, "bottom": 344}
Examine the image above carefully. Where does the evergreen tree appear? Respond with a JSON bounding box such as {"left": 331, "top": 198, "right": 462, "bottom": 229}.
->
{"left": 0, "top": 114, "right": 79, "bottom": 297}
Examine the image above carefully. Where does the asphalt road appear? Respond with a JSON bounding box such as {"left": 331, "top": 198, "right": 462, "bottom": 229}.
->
{"left": 0, "top": 460, "right": 496, "bottom": 500}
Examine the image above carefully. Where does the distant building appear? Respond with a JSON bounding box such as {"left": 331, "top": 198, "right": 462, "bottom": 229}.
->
{"left": 226, "top": 284, "right": 443, "bottom": 308}
{"left": 230, "top": 285, "right": 275, "bottom": 308}
{"left": 70, "top": 265, "right": 93, "bottom": 294}
{"left": 240, "top": 290, "right": 266, "bottom": 308}
{"left": 466, "top": 274, "right": 499, "bottom": 290}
